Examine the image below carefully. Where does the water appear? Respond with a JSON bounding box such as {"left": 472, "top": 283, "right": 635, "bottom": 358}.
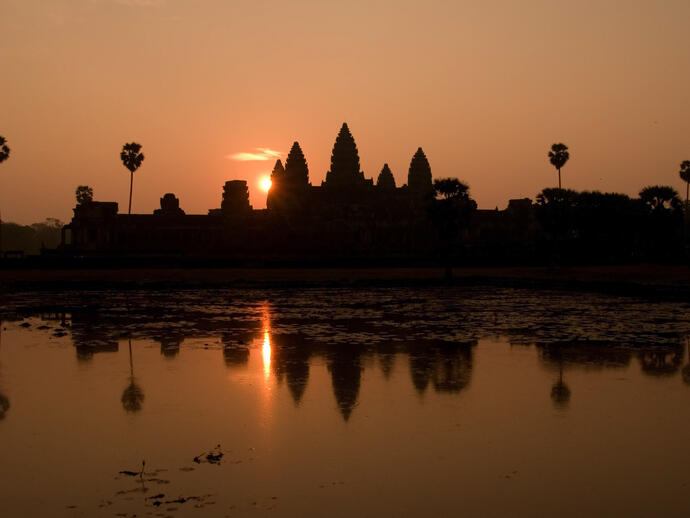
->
{"left": 1, "top": 287, "right": 690, "bottom": 517}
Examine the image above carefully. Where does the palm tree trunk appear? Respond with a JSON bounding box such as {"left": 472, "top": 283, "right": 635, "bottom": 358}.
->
{"left": 128, "top": 338, "right": 134, "bottom": 378}
{"left": 128, "top": 171, "right": 134, "bottom": 214}
{"left": 558, "top": 168, "right": 562, "bottom": 189}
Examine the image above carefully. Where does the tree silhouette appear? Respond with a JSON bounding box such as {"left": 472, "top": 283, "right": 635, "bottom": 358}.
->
{"left": 120, "top": 142, "right": 145, "bottom": 215}
{"left": 0, "top": 392, "right": 8, "bottom": 420}
{"left": 550, "top": 363, "right": 571, "bottom": 408}
{"left": 639, "top": 185, "right": 681, "bottom": 213}
{"left": 0, "top": 136, "right": 9, "bottom": 164}
{"left": 0, "top": 136, "right": 10, "bottom": 253}
{"left": 429, "top": 178, "right": 477, "bottom": 278}
{"left": 548, "top": 143, "right": 570, "bottom": 189}
{"left": 75, "top": 185, "right": 93, "bottom": 205}
{"left": 680, "top": 160, "right": 690, "bottom": 206}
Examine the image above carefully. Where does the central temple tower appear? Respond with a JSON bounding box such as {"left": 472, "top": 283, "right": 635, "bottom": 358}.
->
{"left": 323, "top": 123, "right": 369, "bottom": 189}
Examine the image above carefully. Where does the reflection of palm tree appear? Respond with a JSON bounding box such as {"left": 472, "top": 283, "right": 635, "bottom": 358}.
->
{"left": 550, "top": 362, "right": 571, "bottom": 408}
{"left": 0, "top": 323, "right": 9, "bottom": 420}
{"left": 0, "top": 392, "right": 9, "bottom": 420}
{"left": 121, "top": 339, "right": 144, "bottom": 413}
{"left": 681, "top": 340, "right": 690, "bottom": 386}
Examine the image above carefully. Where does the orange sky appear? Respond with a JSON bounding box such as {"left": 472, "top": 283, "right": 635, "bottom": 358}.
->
{"left": 1, "top": 0, "right": 689, "bottom": 224}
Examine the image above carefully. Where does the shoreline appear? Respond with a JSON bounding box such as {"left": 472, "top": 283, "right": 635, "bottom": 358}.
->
{"left": 1, "top": 265, "right": 689, "bottom": 299}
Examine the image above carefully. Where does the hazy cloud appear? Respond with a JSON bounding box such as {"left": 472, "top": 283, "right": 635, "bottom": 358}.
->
{"left": 227, "top": 148, "right": 282, "bottom": 162}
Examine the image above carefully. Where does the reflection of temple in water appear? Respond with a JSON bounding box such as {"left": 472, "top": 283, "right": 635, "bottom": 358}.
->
{"left": 271, "top": 334, "right": 311, "bottom": 405}
{"left": 327, "top": 345, "right": 363, "bottom": 421}
{"left": 26, "top": 302, "right": 690, "bottom": 420}
{"left": 409, "top": 340, "right": 476, "bottom": 395}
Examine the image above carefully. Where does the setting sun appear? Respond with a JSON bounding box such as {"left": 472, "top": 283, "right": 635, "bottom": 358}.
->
{"left": 260, "top": 176, "right": 272, "bottom": 192}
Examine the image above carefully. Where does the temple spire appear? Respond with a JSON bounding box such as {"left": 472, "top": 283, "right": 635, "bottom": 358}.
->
{"left": 376, "top": 163, "right": 396, "bottom": 189}
{"left": 271, "top": 159, "right": 284, "bottom": 181}
{"left": 325, "top": 122, "right": 366, "bottom": 188}
{"left": 408, "top": 147, "right": 432, "bottom": 195}
{"left": 283, "top": 142, "right": 309, "bottom": 186}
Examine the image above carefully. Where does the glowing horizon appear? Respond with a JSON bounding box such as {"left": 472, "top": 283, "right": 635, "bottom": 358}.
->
{"left": 2, "top": 0, "right": 689, "bottom": 224}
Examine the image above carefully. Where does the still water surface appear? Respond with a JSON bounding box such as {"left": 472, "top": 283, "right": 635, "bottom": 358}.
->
{"left": 1, "top": 287, "right": 690, "bottom": 517}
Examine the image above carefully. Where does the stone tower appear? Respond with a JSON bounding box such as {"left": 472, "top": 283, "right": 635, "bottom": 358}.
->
{"left": 221, "top": 180, "right": 251, "bottom": 216}
{"left": 283, "top": 142, "right": 309, "bottom": 187}
{"left": 408, "top": 147, "right": 432, "bottom": 195}
{"left": 324, "top": 123, "right": 367, "bottom": 189}
{"left": 376, "top": 163, "right": 396, "bottom": 190}
{"left": 266, "top": 159, "right": 284, "bottom": 210}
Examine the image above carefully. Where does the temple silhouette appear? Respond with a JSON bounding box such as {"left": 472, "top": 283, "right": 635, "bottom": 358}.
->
{"left": 59, "top": 122, "right": 689, "bottom": 264}
{"left": 60, "top": 123, "right": 536, "bottom": 262}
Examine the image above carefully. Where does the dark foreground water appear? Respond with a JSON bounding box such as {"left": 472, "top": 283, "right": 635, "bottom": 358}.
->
{"left": 1, "top": 287, "right": 690, "bottom": 517}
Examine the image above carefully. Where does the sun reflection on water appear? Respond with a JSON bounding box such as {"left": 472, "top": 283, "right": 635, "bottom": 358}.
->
{"left": 262, "top": 329, "right": 271, "bottom": 379}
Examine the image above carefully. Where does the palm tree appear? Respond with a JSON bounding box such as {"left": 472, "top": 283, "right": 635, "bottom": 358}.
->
{"left": 680, "top": 160, "right": 690, "bottom": 206}
{"left": 429, "top": 178, "right": 477, "bottom": 279}
{"left": 639, "top": 185, "right": 681, "bottom": 213}
{"left": 0, "top": 136, "right": 9, "bottom": 164}
{"left": 75, "top": 185, "right": 93, "bottom": 205}
{"left": 548, "top": 143, "right": 570, "bottom": 189}
{"left": 0, "top": 136, "right": 10, "bottom": 254}
{"left": 120, "top": 142, "right": 145, "bottom": 214}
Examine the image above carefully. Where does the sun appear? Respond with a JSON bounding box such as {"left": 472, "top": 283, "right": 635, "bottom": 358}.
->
{"left": 259, "top": 176, "right": 272, "bottom": 192}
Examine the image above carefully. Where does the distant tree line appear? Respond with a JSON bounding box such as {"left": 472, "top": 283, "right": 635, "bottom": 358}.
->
{"left": 0, "top": 218, "right": 63, "bottom": 254}
{"left": 534, "top": 185, "right": 685, "bottom": 263}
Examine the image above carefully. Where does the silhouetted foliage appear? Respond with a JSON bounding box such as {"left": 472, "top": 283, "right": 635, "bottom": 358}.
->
{"left": 548, "top": 143, "right": 570, "bottom": 189}
{"left": 535, "top": 185, "right": 685, "bottom": 263}
{"left": 680, "top": 161, "right": 690, "bottom": 206}
{"left": 429, "top": 178, "right": 477, "bottom": 277}
{"left": 75, "top": 185, "right": 93, "bottom": 205}
{"left": 120, "top": 142, "right": 145, "bottom": 215}
{"left": 0, "top": 136, "right": 9, "bottom": 164}
{"left": 0, "top": 136, "right": 9, "bottom": 252}
{"left": 0, "top": 218, "right": 63, "bottom": 253}
{"left": 376, "top": 163, "right": 396, "bottom": 189}
{"left": 639, "top": 185, "right": 682, "bottom": 213}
